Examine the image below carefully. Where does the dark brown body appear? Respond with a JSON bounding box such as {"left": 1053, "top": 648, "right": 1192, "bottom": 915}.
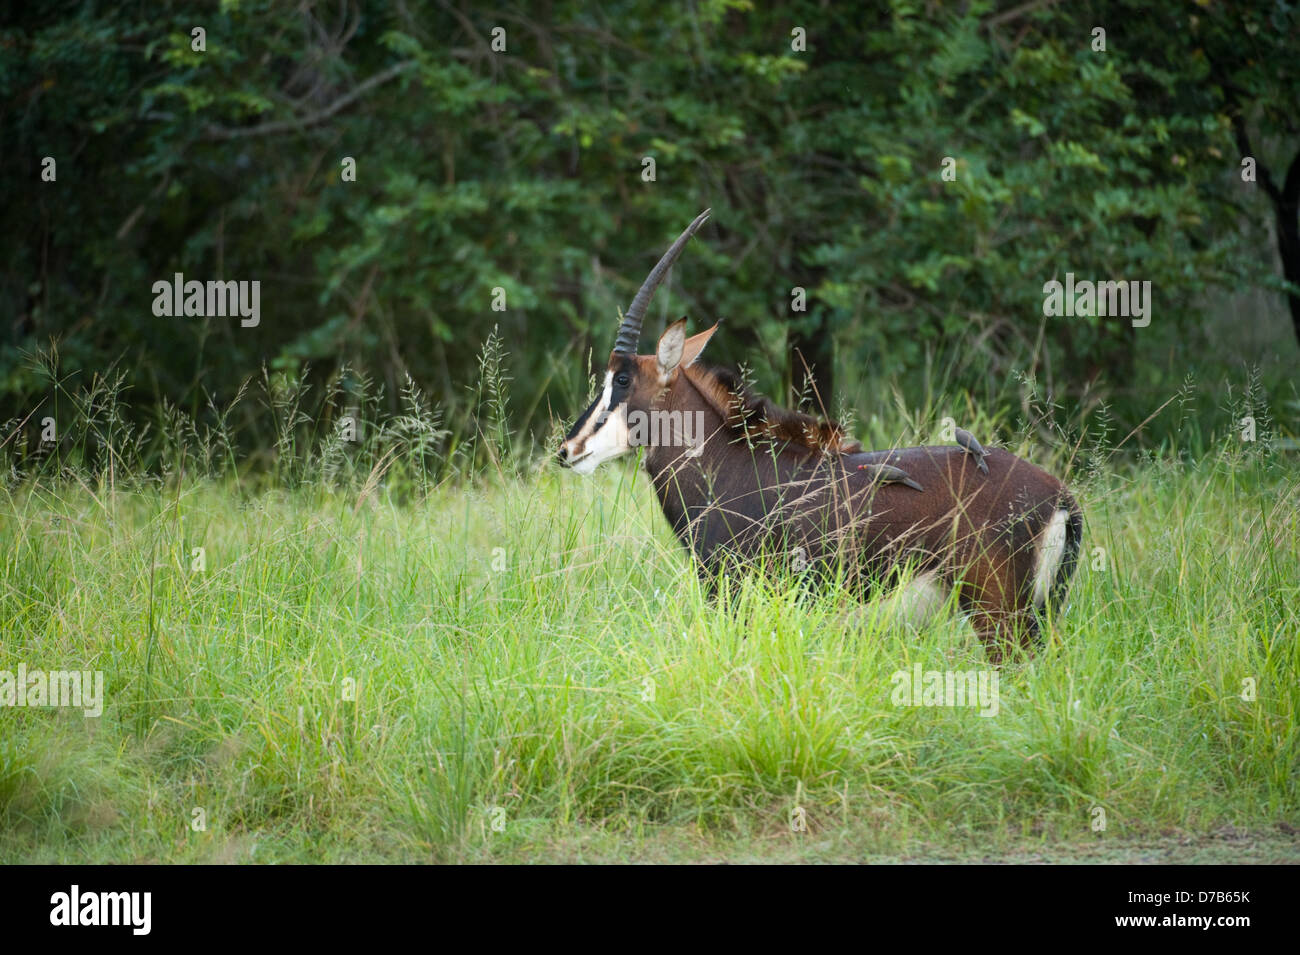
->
{"left": 642, "top": 363, "right": 1082, "bottom": 658}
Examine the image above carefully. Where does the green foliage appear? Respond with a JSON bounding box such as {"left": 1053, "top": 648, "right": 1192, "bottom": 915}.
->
{"left": 1, "top": 1, "right": 1296, "bottom": 465}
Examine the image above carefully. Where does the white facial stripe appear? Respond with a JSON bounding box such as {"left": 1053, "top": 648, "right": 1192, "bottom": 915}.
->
{"left": 563, "top": 373, "right": 611, "bottom": 454}
{"left": 571, "top": 404, "right": 630, "bottom": 473}
{"left": 593, "top": 372, "right": 614, "bottom": 426}
{"left": 565, "top": 371, "right": 635, "bottom": 473}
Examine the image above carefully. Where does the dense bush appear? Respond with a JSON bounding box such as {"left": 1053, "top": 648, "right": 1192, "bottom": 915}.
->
{"left": 2, "top": 1, "right": 1297, "bottom": 469}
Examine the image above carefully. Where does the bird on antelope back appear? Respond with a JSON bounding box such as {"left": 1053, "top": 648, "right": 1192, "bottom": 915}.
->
{"left": 559, "top": 209, "right": 1083, "bottom": 662}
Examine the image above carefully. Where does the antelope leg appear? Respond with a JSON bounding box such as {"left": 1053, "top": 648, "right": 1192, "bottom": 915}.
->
{"left": 955, "top": 428, "right": 989, "bottom": 474}
{"left": 857, "top": 463, "right": 924, "bottom": 492}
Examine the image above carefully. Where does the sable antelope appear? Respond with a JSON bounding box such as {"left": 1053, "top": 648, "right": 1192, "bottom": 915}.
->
{"left": 559, "top": 210, "right": 1082, "bottom": 660}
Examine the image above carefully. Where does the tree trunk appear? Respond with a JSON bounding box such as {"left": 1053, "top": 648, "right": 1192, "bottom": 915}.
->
{"left": 1229, "top": 113, "right": 1300, "bottom": 350}
{"left": 1270, "top": 148, "right": 1300, "bottom": 349}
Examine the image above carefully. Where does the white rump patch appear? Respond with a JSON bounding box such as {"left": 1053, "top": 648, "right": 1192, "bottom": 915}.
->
{"left": 1031, "top": 509, "right": 1070, "bottom": 608}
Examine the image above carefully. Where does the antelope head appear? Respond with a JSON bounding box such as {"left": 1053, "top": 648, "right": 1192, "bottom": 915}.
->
{"left": 559, "top": 209, "right": 718, "bottom": 474}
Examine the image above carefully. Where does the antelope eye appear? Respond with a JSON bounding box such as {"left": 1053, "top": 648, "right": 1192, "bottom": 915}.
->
{"left": 615, "top": 373, "right": 631, "bottom": 388}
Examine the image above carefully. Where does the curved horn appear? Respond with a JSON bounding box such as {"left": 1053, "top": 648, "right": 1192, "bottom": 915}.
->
{"left": 613, "top": 208, "right": 711, "bottom": 355}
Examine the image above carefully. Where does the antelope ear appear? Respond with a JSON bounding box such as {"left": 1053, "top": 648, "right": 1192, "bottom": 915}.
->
{"left": 656, "top": 317, "right": 688, "bottom": 375}
{"left": 680, "top": 321, "right": 719, "bottom": 368}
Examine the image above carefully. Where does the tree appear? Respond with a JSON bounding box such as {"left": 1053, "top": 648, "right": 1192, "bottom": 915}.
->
{"left": 1, "top": 0, "right": 1292, "bottom": 464}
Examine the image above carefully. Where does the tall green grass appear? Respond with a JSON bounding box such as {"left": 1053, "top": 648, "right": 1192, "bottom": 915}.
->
{"left": 0, "top": 344, "right": 1296, "bottom": 862}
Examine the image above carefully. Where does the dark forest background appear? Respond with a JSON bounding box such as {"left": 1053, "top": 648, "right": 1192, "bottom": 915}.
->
{"left": 3, "top": 0, "right": 1298, "bottom": 474}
